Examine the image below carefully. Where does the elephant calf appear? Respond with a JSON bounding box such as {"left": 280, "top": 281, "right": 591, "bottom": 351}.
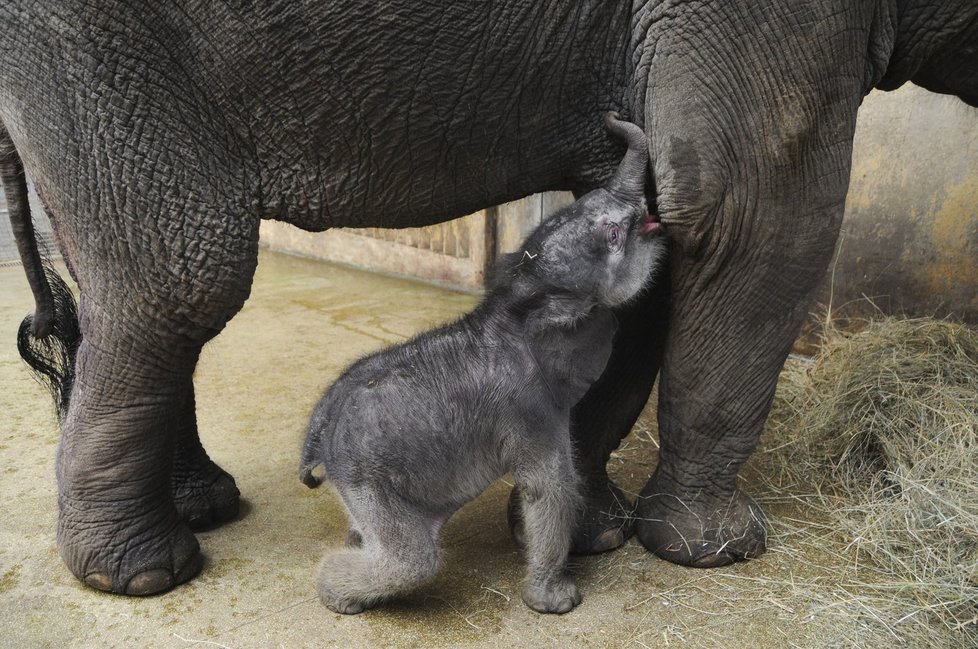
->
{"left": 299, "top": 114, "right": 665, "bottom": 615}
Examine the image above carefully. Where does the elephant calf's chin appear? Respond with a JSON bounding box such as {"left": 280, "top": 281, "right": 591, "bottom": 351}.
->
{"left": 299, "top": 114, "right": 667, "bottom": 615}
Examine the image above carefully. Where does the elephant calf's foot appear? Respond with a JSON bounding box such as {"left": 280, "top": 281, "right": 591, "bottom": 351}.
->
{"left": 634, "top": 477, "right": 767, "bottom": 567}
{"left": 59, "top": 504, "right": 203, "bottom": 596}
{"left": 507, "top": 479, "right": 633, "bottom": 555}
{"left": 172, "top": 459, "right": 240, "bottom": 530}
{"left": 315, "top": 552, "right": 387, "bottom": 615}
{"left": 521, "top": 577, "right": 581, "bottom": 614}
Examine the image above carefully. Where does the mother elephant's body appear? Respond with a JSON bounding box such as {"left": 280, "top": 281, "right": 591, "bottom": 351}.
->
{"left": 1, "top": 1, "right": 975, "bottom": 596}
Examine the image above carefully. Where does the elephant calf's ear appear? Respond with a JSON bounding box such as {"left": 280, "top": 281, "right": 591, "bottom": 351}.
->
{"left": 524, "top": 307, "right": 617, "bottom": 410}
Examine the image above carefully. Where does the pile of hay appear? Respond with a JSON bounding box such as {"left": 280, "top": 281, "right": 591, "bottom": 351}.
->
{"left": 777, "top": 317, "right": 978, "bottom": 645}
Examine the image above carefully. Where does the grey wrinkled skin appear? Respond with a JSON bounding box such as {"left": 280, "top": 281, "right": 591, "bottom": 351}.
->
{"left": 2, "top": 0, "right": 976, "bottom": 596}
{"left": 300, "top": 115, "right": 665, "bottom": 615}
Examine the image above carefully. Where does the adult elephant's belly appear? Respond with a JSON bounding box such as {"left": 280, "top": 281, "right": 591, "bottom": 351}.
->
{"left": 254, "top": 104, "right": 589, "bottom": 234}
{"left": 224, "top": 4, "right": 627, "bottom": 233}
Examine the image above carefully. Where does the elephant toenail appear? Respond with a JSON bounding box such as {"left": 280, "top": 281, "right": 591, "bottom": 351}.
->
{"left": 175, "top": 552, "right": 204, "bottom": 585}
{"left": 186, "top": 512, "right": 213, "bottom": 530}
{"left": 84, "top": 572, "right": 113, "bottom": 591}
{"left": 594, "top": 529, "right": 624, "bottom": 552}
{"left": 690, "top": 551, "right": 735, "bottom": 569}
{"left": 125, "top": 569, "right": 174, "bottom": 596}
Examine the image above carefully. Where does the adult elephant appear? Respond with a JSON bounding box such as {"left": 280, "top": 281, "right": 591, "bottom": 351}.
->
{"left": 2, "top": 1, "right": 976, "bottom": 596}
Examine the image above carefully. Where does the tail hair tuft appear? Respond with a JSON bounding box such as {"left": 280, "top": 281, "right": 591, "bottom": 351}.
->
{"left": 16, "top": 266, "right": 81, "bottom": 421}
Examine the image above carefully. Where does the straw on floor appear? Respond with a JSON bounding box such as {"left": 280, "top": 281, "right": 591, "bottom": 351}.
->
{"left": 770, "top": 317, "right": 978, "bottom": 647}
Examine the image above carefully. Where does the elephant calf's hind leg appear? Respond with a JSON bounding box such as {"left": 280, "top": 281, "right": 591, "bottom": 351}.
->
{"left": 317, "top": 494, "right": 439, "bottom": 614}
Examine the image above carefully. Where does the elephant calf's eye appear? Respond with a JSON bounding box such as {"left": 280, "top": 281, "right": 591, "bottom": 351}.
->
{"left": 606, "top": 222, "right": 624, "bottom": 252}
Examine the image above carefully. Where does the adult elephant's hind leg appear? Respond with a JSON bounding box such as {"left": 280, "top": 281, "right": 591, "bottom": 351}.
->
{"left": 171, "top": 383, "right": 241, "bottom": 530}
{"left": 57, "top": 224, "right": 258, "bottom": 595}
{"left": 58, "top": 323, "right": 205, "bottom": 595}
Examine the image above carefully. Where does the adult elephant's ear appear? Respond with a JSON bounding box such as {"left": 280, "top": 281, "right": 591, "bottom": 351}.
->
{"left": 525, "top": 306, "right": 617, "bottom": 410}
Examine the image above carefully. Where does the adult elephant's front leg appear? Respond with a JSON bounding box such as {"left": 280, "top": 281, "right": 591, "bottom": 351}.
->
{"left": 634, "top": 1, "right": 874, "bottom": 567}
{"left": 569, "top": 264, "right": 670, "bottom": 553}
{"left": 637, "top": 186, "right": 849, "bottom": 567}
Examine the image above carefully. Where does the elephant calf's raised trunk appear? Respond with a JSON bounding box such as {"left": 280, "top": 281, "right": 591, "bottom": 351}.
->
{"left": 602, "top": 112, "right": 651, "bottom": 204}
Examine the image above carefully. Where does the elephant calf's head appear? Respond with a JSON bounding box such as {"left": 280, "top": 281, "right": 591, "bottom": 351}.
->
{"left": 492, "top": 112, "right": 665, "bottom": 318}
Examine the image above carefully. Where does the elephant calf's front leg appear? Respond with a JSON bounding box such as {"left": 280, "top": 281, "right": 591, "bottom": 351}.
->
{"left": 515, "top": 445, "right": 583, "bottom": 614}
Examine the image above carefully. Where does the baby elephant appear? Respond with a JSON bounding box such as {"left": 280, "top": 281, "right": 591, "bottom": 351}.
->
{"left": 300, "top": 113, "right": 665, "bottom": 615}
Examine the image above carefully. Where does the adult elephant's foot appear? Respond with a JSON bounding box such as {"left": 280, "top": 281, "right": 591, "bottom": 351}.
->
{"left": 571, "top": 478, "right": 634, "bottom": 554}
{"left": 170, "top": 383, "right": 241, "bottom": 531}
{"left": 58, "top": 499, "right": 203, "bottom": 595}
{"left": 507, "top": 478, "right": 634, "bottom": 555}
{"left": 634, "top": 472, "right": 767, "bottom": 567}
{"left": 171, "top": 458, "right": 240, "bottom": 530}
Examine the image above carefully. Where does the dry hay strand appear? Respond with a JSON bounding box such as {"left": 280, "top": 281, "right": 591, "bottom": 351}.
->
{"left": 775, "top": 317, "right": 978, "bottom": 646}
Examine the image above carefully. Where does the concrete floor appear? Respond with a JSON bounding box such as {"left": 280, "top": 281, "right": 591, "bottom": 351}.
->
{"left": 1, "top": 251, "right": 872, "bottom": 648}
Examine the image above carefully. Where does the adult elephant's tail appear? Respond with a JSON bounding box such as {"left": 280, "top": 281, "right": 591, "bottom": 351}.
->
{"left": 0, "top": 122, "right": 80, "bottom": 420}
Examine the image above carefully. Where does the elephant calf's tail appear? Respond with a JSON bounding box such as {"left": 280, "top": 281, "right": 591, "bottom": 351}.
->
{"left": 299, "top": 426, "right": 325, "bottom": 489}
{"left": 1, "top": 122, "right": 81, "bottom": 420}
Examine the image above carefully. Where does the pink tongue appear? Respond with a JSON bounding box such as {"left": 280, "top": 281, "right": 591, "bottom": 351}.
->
{"left": 640, "top": 214, "right": 661, "bottom": 235}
